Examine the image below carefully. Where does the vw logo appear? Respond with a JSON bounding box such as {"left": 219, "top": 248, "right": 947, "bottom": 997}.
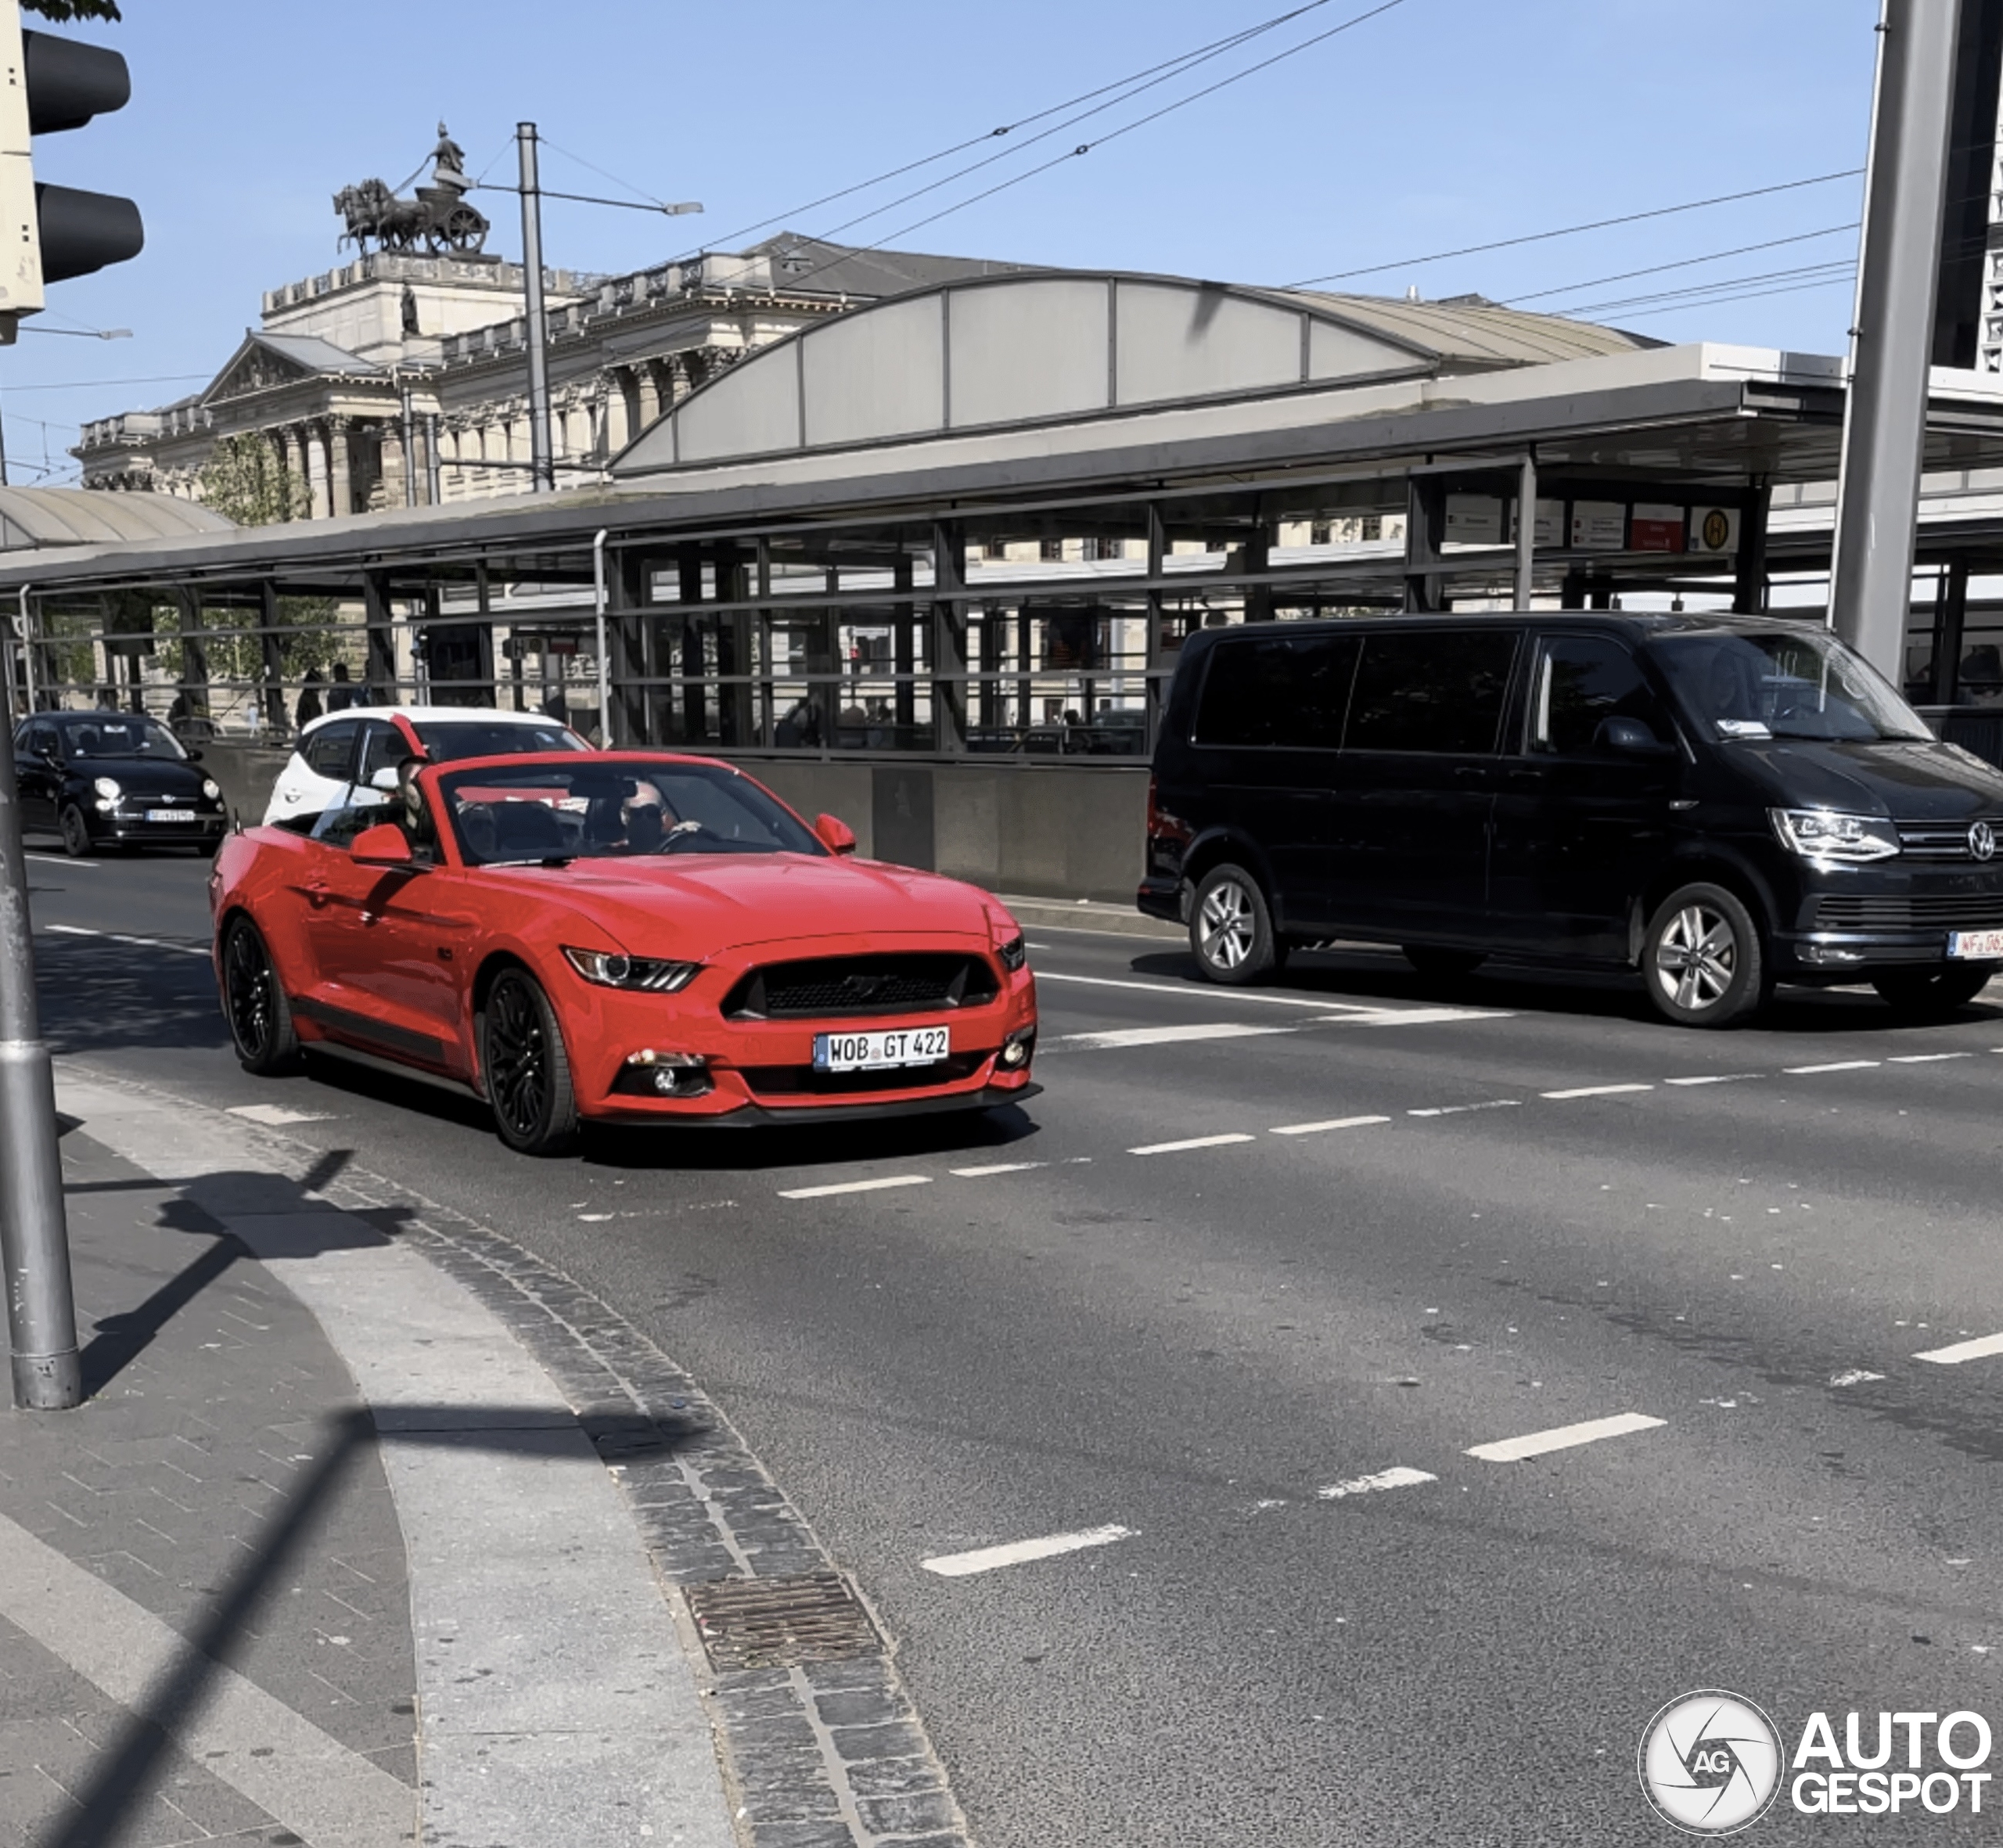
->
{"left": 1971, "top": 820, "right": 1997, "bottom": 863}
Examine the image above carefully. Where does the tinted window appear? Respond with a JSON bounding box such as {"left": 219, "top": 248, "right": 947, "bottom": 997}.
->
{"left": 23, "top": 724, "right": 56, "bottom": 757}
{"left": 303, "top": 720, "right": 358, "bottom": 779}
{"left": 414, "top": 719, "right": 586, "bottom": 761}
{"left": 55, "top": 714, "right": 186, "bottom": 760}
{"left": 1344, "top": 631, "right": 1519, "bottom": 753}
{"left": 356, "top": 720, "right": 405, "bottom": 786}
{"left": 1529, "top": 636, "right": 1668, "bottom": 754}
{"left": 1650, "top": 627, "right": 1932, "bottom": 742}
{"left": 1193, "top": 631, "right": 1359, "bottom": 748}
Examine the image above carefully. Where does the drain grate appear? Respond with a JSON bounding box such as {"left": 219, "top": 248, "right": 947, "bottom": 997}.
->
{"left": 685, "top": 1571, "right": 883, "bottom": 1671}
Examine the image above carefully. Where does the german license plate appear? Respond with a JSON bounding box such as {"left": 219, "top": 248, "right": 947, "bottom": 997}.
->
{"left": 813, "top": 1026, "right": 950, "bottom": 1072}
{"left": 146, "top": 809, "right": 196, "bottom": 823}
{"left": 1947, "top": 929, "right": 2003, "bottom": 958}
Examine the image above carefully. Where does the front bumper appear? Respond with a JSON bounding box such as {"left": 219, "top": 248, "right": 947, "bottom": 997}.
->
{"left": 593, "top": 1079, "right": 1041, "bottom": 1128}
{"left": 88, "top": 807, "right": 227, "bottom": 850}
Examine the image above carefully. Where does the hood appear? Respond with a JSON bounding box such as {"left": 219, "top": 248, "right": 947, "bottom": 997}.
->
{"left": 480, "top": 851, "right": 1007, "bottom": 954}
{"left": 1725, "top": 739, "right": 2003, "bottom": 820}
{"left": 67, "top": 756, "right": 208, "bottom": 793}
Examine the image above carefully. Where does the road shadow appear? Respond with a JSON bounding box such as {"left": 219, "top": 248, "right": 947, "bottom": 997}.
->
{"left": 31, "top": 937, "right": 227, "bottom": 1059}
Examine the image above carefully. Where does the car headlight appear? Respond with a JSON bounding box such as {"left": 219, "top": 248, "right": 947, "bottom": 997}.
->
{"left": 92, "top": 776, "right": 121, "bottom": 801}
{"left": 202, "top": 778, "right": 221, "bottom": 801}
{"left": 1769, "top": 808, "right": 1900, "bottom": 863}
{"left": 996, "top": 933, "right": 1027, "bottom": 972}
{"left": 562, "top": 946, "right": 699, "bottom": 992}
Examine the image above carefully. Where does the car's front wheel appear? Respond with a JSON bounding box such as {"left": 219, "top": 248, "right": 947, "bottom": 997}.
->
{"left": 1190, "top": 863, "right": 1279, "bottom": 985}
{"left": 1642, "top": 883, "right": 1767, "bottom": 1027}
{"left": 1872, "top": 962, "right": 1998, "bottom": 1018}
{"left": 221, "top": 918, "right": 300, "bottom": 1074}
{"left": 479, "top": 968, "right": 581, "bottom": 1156}
{"left": 59, "top": 804, "right": 93, "bottom": 859}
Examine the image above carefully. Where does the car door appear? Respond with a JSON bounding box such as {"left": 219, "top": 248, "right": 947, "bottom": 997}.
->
{"left": 1487, "top": 631, "right": 1681, "bottom": 959}
{"left": 1326, "top": 627, "right": 1522, "bottom": 940}
{"left": 1185, "top": 627, "right": 1358, "bottom": 933}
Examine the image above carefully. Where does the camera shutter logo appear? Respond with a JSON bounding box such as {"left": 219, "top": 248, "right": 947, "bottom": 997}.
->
{"left": 1970, "top": 819, "right": 1996, "bottom": 863}
{"left": 1638, "top": 1691, "right": 1783, "bottom": 1835}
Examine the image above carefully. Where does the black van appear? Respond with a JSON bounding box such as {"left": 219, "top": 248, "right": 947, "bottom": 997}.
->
{"left": 1139, "top": 612, "right": 2003, "bottom": 1026}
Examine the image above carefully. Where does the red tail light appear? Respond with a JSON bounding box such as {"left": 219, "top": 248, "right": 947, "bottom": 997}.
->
{"left": 1146, "top": 775, "right": 1190, "bottom": 847}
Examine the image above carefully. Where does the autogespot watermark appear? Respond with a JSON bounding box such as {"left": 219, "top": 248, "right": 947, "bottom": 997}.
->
{"left": 1639, "top": 1692, "right": 1994, "bottom": 1833}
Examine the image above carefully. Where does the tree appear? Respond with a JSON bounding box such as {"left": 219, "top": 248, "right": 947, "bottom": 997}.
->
{"left": 20, "top": 2, "right": 123, "bottom": 19}
{"left": 196, "top": 433, "right": 307, "bottom": 527}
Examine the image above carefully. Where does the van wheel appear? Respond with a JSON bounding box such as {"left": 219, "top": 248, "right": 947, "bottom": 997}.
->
{"left": 1642, "top": 883, "right": 1766, "bottom": 1027}
{"left": 1191, "top": 864, "right": 1278, "bottom": 985}
{"left": 1872, "top": 962, "right": 1998, "bottom": 1017}
{"left": 1403, "top": 945, "right": 1485, "bottom": 980}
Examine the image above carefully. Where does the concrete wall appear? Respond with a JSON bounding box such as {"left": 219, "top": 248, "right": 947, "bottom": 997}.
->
{"left": 201, "top": 740, "right": 1150, "bottom": 903}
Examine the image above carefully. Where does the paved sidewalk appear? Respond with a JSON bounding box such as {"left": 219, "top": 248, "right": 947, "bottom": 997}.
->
{"left": 0, "top": 1125, "right": 418, "bottom": 1848}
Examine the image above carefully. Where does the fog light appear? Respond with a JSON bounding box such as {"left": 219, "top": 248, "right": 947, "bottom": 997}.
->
{"left": 999, "top": 1026, "right": 1036, "bottom": 1069}
{"left": 1800, "top": 942, "right": 1867, "bottom": 967}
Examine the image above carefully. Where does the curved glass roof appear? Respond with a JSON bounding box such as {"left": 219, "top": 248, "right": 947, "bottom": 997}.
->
{"left": 0, "top": 487, "right": 236, "bottom": 550}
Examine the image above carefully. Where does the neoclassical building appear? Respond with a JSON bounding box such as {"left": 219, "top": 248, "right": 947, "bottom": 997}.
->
{"left": 74, "top": 235, "right": 1042, "bottom": 514}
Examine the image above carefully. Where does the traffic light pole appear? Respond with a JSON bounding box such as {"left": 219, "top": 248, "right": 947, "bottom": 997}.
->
{"left": 0, "top": 721, "right": 80, "bottom": 1409}
{"left": 516, "top": 122, "right": 554, "bottom": 494}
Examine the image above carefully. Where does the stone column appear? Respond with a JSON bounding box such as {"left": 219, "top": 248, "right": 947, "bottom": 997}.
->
{"left": 328, "top": 417, "right": 352, "bottom": 519}
{"left": 303, "top": 422, "right": 330, "bottom": 520}
{"left": 602, "top": 372, "right": 631, "bottom": 456}
{"left": 635, "top": 364, "right": 662, "bottom": 430}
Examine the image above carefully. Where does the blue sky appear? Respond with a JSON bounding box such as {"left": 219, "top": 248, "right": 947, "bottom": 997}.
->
{"left": 5, "top": 0, "right": 1879, "bottom": 484}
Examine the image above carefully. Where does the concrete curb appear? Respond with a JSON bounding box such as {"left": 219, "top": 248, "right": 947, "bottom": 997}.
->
{"left": 995, "top": 893, "right": 1183, "bottom": 942}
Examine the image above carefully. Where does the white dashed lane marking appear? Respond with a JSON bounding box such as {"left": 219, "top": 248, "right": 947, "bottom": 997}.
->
{"left": 1033, "top": 971, "right": 1382, "bottom": 1012}
{"left": 1912, "top": 1332, "right": 2003, "bottom": 1365}
{"left": 777, "top": 1175, "right": 933, "bottom": 1200}
{"left": 227, "top": 1103, "right": 333, "bottom": 1127}
{"left": 1268, "top": 1114, "right": 1391, "bottom": 1137}
{"left": 1541, "top": 1084, "right": 1653, "bottom": 1100}
{"left": 1829, "top": 1369, "right": 1886, "bottom": 1387}
{"left": 1313, "top": 1007, "right": 1512, "bottom": 1027}
{"left": 1129, "top": 1133, "right": 1257, "bottom": 1156}
{"left": 1055, "top": 1023, "right": 1296, "bottom": 1051}
{"left": 1783, "top": 1059, "right": 1881, "bottom": 1074}
{"left": 1317, "top": 1466, "right": 1437, "bottom": 1501}
{"left": 44, "top": 923, "right": 209, "bottom": 958}
{"left": 1408, "top": 1099, "right": 1520, "bottom": 1118}
{"left": 1887, "top": 1052, "right": 1976, "bottom": 1064}
{"left": 26, "top": 852, "right": 97, "bottom": 867}
{"left": 1465, "top": 1411, "right": 1666, "bottom": 1464}
{"left": 921, "top": 1523, "right": 1133, "bottom": 1578}
{"left": 948, "top": 1161, "right": 1047, "bottom": 1177}
{"left": 1664, "top": 1073, "right": 1763, "bottom": 1086}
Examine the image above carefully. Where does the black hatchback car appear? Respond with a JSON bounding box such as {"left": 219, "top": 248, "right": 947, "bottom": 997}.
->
{"left": 12, "top": 710, "right": 228, "bottom": 857}
{"left": 1140, "top": 612, "right": 2003, "bottom": 1026}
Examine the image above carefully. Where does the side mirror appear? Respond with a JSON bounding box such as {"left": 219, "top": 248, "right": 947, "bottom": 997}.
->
{"left": 185, "top": 747, "right": 204, "bottom": 763}
{"left": 351, "top": 822, "right": 415, "bottom": 867}
{"left": 368, "top": 766, "right": 401, "bottom": 792}
{"left": 1595, "top": 715, "right": 1676, "bottom": 757}
{"left": 815, "top": 812, "right": 858, "bottom": 855}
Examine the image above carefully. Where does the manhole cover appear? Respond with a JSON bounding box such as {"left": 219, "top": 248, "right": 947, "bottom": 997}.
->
{"left": 685, "top": 1571, "right": 882, "bottom": 1671}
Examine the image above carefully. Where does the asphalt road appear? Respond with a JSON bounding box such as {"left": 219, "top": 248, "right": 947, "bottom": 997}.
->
{"left": 22, "top": 840, "right": 2003, "bottom": 1844}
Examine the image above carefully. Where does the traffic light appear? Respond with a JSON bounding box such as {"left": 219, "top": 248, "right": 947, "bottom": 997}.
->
{"left": 0, "top": 0, "right": 142, "bottom": 340}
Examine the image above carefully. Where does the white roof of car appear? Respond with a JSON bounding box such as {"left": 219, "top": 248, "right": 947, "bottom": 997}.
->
{"left": 300, "top": 706, "right": 572, "bottom": 734}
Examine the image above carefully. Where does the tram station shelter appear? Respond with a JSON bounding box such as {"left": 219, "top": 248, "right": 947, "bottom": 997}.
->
{"left": 9, "top": 269, "right": 2003, "bottom": 901}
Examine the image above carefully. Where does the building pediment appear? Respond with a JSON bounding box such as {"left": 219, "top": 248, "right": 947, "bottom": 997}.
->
{"left": 204, "top": 332, "right": 382, "bottom": 407}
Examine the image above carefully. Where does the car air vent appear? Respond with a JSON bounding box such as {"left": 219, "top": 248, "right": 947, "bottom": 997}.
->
{"left": 725, "top": 954, "right": 998, "bottom": 1020}
{"left": 1814, "top": 893, "right": 2003, "bottom": 930}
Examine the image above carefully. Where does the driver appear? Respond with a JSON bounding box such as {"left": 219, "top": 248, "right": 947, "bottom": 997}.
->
{"left": 620, "top": 788, "right": 667, "bottom": 853}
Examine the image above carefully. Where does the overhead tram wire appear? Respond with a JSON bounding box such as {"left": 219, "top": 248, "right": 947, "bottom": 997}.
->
{"left": 1501, "top": 223, "right": 1860, "bottom": 307}
{"left": 1546, "top": 257, "right": 1859, "bottom": 320}
{"left": 773, "top": 0, "right": 1410, "bottom": 298}
{"left": 670, "top": 0, "right": 1361, "bottom": 262}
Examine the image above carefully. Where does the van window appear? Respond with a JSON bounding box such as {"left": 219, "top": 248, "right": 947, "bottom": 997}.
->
{"left": 1528, "top": 636, "right": 1668, "bottom": 754}
{"left": 1344, "top": 631, "right": 1518, "bottom": 753}
{"left": 1192, "top": 630, "right": 1359, "bottom": 748}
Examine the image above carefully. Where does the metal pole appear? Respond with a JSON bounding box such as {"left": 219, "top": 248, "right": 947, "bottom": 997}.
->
{"left": 425, "top": 413, "right": 443, "bottom": 506}
{"left": 516, "top": 123, "right": 554, "bottom": 494}
{"left": 16, "top": 585, "right": 35, "bottom": 715}
{"left": 0, "top": 680, "right": 81, "bottom": 1408}
{"left": 1829, "top": 0, "right": 1958, "bottom": 677}
{"left": 1514, "top": 453, "right": 1537, "bottom": 609}
{"left": 592, "top": 527, "right": 610, "bottom": 743}
{"left": 399, "top": 381, "right": 418, "bottom": 509}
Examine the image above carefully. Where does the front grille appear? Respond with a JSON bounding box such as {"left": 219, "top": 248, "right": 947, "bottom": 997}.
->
{"left": 1895, "top": 818, "right": 2003, "bottom": 862}
{"left": 741, "top": 1052, "right": 987, "bottom": 1097}
{"left": 725, "top": 954, "right": 998, "bottom": 1020}
{"left": 1813, "top": 893, "right": 2003, "bottom": 931}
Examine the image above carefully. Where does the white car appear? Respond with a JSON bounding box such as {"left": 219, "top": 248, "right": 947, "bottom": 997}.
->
{"left": 263, "top": 706, "right": 592, "bottom": 825}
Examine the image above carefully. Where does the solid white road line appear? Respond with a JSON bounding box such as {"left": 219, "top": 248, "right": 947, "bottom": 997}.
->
{"left": 1317, "top": 1465, "right": 1437, "bottom": 1500}
{"left": 1783, "top": 1059, "right": 1881, "bottom": 1074}
{"left": 1541, "top": 1084, "right": 1654, "bottom": 1100}
{"left": 26, "top": 851, "right": 96, "bottom": 866}
{"left": 1465, "top": 1411, "right": 1666, "bottom": 1463}
{"left": 778, "top": 1174, "right": 933, "bottom": 1199}
{"left": 227, "top": 1102, "right": 333, "bottom": 1127}
{"left": 948, "top": 1161, "right": 1047, "bottom": 1177}
{"left": 1913, "top": 1332, "right": 2003, "bottom": 1365}
{"left": 920, "top": 1523, "right": 1133, "bottom": 1578}
{"left": 1408, "top": 1099, "right": 1520, "bottom": 1117}
{"left": 1055, "top": 1023, "right": 1297, "bottom": 1050}
{"left": 1129, "top": 1132, "right": 1257, "bottom": 1156}
{"left": 1031, "top": 970, "right": 1382, "bottom": 1012}
{"left": 1664, "top": 1073, "right": 1764, "bottom": 1086}
{"left": 1313, "top": 1007, "right": 1512, "bottom": 1026}
{"left": 45, "top": 922, "right": 210, "bottom": 958}
{"left": 1269, "top": 1113, "right": 1391, "bottom": 1137}
{"left": 1888, "top": 1052, "right": 1976, "bottom": 1063}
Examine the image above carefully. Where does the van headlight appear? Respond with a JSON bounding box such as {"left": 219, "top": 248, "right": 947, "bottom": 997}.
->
{"left": 1769, "top": 808, "right": 1900, "bottom": 862}
{"left": 562, "top": 946, "right": 699, "bottom": 991}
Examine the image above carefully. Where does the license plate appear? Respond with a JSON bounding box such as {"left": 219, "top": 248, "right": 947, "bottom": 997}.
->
{"left": 145, "top": 809, "right": 196, "bottom": 823}
{"left": 1948, "top": 929, "right": 2003, "bottom": 958}
{"left": 813, "top": 1026, "right": 950, "bottom": 1072}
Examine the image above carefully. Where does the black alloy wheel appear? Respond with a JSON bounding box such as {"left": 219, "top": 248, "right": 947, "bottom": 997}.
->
{"left": 1402, "top": 944, "right": 1486, "bottom": 980}
{"left": 1189, "top": 863, "right": 1282, "bottom": 985}
{"left": 59, "top": 804, "right": 93, "bottom": 859}
{"left": 1871, "top": 962, "right": 1998, "bottom": 1018}
{"left": 479, "top": 969, "right": 581, "bottom": 1156}
{"left": 1641, "top": 883, "right": 1767, "bottom": 1028}
{"left": 221, "top": 919, "right": 300, "bottom": 1074}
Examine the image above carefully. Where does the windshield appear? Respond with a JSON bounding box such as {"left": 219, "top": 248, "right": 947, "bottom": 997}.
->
{"left": 55, "top": 714, "right": 188, "bottom": 760}
{"left": 438, "top": 758, "right": 825, "bottom": 865}
{"left": 413, "top": 719, "right": 588, "bottom": 761}
{"left": 1650, "top": 627, "right": 1933, "bottom": 744}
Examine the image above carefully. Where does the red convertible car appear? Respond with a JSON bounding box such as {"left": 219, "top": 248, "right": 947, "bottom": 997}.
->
{"left": 209, "top": 751, "right": 1039, "bottom": 1154}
